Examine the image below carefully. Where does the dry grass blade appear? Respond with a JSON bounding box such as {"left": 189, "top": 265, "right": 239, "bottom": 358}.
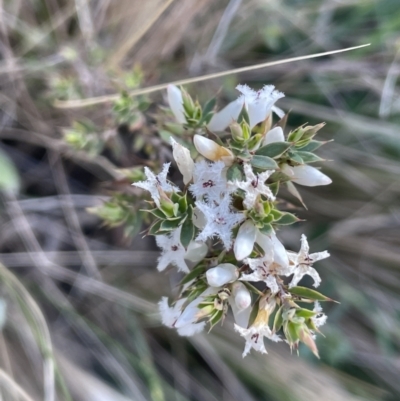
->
{"left": 0, "top": 263, "right": 55, "bottom": 401}
{"left": 54, "top": 43, "right": 370, "bottom": 109}
{"left": 108, "top": 0, "right": 176, "bottom": 68}
{"left": 0, "top": 369, "right": 38, "bottom": 401}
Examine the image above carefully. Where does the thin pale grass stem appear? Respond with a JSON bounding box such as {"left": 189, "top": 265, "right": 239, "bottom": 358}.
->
{"left": 108, "top": 0, "right": 176, "bottom": 68}
{"left": 0, "top": 264, "right": 55, "bottom": 401}
{"left": 0, "top": 369, "right": 38, "bottom": 401}
{"left": 54, "top": 43, "right": 370, "bottom": 109}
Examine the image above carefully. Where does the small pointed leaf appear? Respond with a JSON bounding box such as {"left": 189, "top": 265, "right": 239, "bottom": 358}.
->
{"left": 255, "top": 141, "right": 292, "bottom": 158}
{"left": 289, "top": 286, "right": 337, "bottom": 302}
{"left": 251, "top": 155, "right": 278, "bottom": 170}
{"left": 296, "top": 151, "right": 324, "bottom": 163}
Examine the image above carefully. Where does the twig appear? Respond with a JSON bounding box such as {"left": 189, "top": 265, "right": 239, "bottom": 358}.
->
{"left": 48, "top": 152, "right": 102, "bottom": 280}
{"left": 54, "top": 44, "right": 371, "bottom": 109}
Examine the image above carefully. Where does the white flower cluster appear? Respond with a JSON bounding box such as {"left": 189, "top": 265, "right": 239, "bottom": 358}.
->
{"left": 133, "top": 84, "right": 334, "bottom": 358}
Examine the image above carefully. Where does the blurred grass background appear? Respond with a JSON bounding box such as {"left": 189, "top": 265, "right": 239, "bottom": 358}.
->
{"left": 0, "top": 0, "right": 399, "bottom": 400}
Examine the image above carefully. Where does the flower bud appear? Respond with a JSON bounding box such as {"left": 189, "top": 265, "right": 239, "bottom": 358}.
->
{"left": 230, "top": 122, "right": 244, "bottom": 142}
{"left": 263, "top": 126, "right": 285, "bottom": 146}
{"left": 282, "top": 164, "right": 331, "bottom": 187}
{"left": 298, "top": 325, "right": 319, "bottom": 358}
{"left": 170, "top": 137, "right": 194, "bottom": 185}
{"left": 232, "top": 282, "right": 251, "bottom": 310}
{"left": 206, "top": 263, "right": 238, "bottom": 287}
{"left": 234, "top": 220, "right": 256, "bottom": 261}
{"left": 193, "top": 134, "right": 234, "bottom": 166}
{"left": 167, "top": 85, "right": 186, "bottom": 124}
{"left": 185, "top": 241, "right": 207, "bottom": 263}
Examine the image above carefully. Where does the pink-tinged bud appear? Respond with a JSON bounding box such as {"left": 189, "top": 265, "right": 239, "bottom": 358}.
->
{"left": 234, "top": 220, "right": 256, "bottom": 261}
{"left": 167, "top": 85, "right": 186, "bottom": 124}
{"left": 232, "top": 282, "right": 251, "bottom": 310}
{"left": 263, "top": 126, "right": 285, "bottom": 145}
{"left": 298, "top": 326, "right": 320, "bottom": 358}
{"left": 170, "top": 137, "right": 194, "bottom": 185}
{"left": 185, "top": 241, "right": 207, "bottom": 263}
{"left": 193, "top": 134, "right": 234, "bottom": 166}
{"left": 282, "top": 164, "right": 331, "bottom": 187}
{"left": 206, "top": 263, "right": 238, "bottom": 287}
{"left": 208, "top": 99, "right": 243, "bottom": 132}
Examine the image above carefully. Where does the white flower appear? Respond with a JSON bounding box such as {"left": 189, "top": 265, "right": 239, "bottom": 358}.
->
{"left": 234, "top": 220, "right": 257, "bottom": 261}
{"left": 206, "top": 263, "right": 238, "bottom": 287}
{"left": 236, "top": 84, "right": 284, "bottom": 130}
{"left": 312, "top": 301, "right": 327, "bottom": 328}
{"left": 208, "top": 97, "right": 244, "bottom": 132}
{"left": 196, "top": 195, "right": 245, "bottom": 249}
{"left": 256, "top": 231, "right": 290, "bottom": 271}
{"left": 288, "top": 234, "right": 330, "bottom": 288}
{"left": 133, "top": 163, "right": 179, "bottom": 207}
{"left": 189, "top": 160, "right": 230, "bottom": 202}
{"left": 155, "top": 227, "right": 189, "bottom": 273}
{"left": 207, "top": 84, "right": 284, "bottom": 132}
{"left": 159, "top": 297, "right": 206, "bottom": 337}
{"left": 282, "top": 164, "right": 331, "bottom": 187}
{"left": 235, "top": 324, "right": 281, "bottom": 357}
{"left": 159, "top": 297, "right": 185, "bottom": 327}
{"left": 193, "top": 134, "right": 234, "bottom": 166}
{"left": 170, "top": 137, "right": 194, "bottom": 185}
{"left": 262, "top": 126, "right": 285, "bottom": 146}
{"left": 232, "top": 163, "right": 275, "bottom": 209}
{"left": 167, "top": 85, "right": 186, "bottom": 124}
{"left": 234, "top": 296, "right": 281, "bottom": 357}
{"left": 241, "top": 250, "right": 282, "bottom": 294}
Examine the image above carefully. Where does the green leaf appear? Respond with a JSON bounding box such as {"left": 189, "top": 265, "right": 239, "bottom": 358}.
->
{"left": 124, "top": 212, "right": 143, "bottom": 238}
{"left": 289, "top": 286, "right": 337, "bottom": 302}
{"left": 180, "top": 208, "right": 195, "bottom": 248}
{"left": 269, "top": 181, "right": 279, "bottom": 197}
{"left": 296, "top": 140, "right": 325, "bottom": 152}
{"left": 295, "top": 308, "right": 317, "bottom": 319}
{"left": 269, "top": 209, "right": 283, "bottom": 220}
{"left": 247, "top": 298, "right": 260, "bottom": 328}
{"left": 160, "top": 217, "right": 184, "bottom": 232}
{"left": 202, "top": 97, "right": 217, "bottom": 116}
{"left": 148, "top": 220, "right": 163, "bottom": 236}
{"left": 273, "top": 305, "right": 284, "bottom": 333}
{"left": 145, "top": 208, "right": 166, "bottom": 219}
{"left": 164, "top": 122, "right": 184, "bottom": 136}
{"left": 180, "top": 265, "right": 206, "bottom": 286}
{"left": 287, "top": 321, "right": 300, "bottom": 343}
{"left": 226, "top": 163, "right": 244, "bottom": 181}
{"left": 209, "top": 310, "right": 224, "bottom": 329}
{"left": 258, "top": 223, "right": 273, "bottom": 236}
{"left": 274, "top": 212, "right": 299, "bottom": 225}
{"left": 255, "top": 141, "right": 291, "bottom": 158}
{"left": 170, "top": 192, "right": 181, "bottom": 203}
{"left": 288, "top": 128, "right": 304, "bottom": 142}
{"left": 158, "top": 129, "right": 174, "bottom": 144}
{"left": 269, "top": 171, "right": 291, "bottom": 183}
{"left": 296, "top": 151, "right": 324, "bottom": 163}
{"left": 288, "top": 151, "right": 304, "bottom": 165}
{"left": 178, "top": 193, "right": 188, "bottom": 214}
{"left": 251, "top": 155, "right": 278, "bottom": 170}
